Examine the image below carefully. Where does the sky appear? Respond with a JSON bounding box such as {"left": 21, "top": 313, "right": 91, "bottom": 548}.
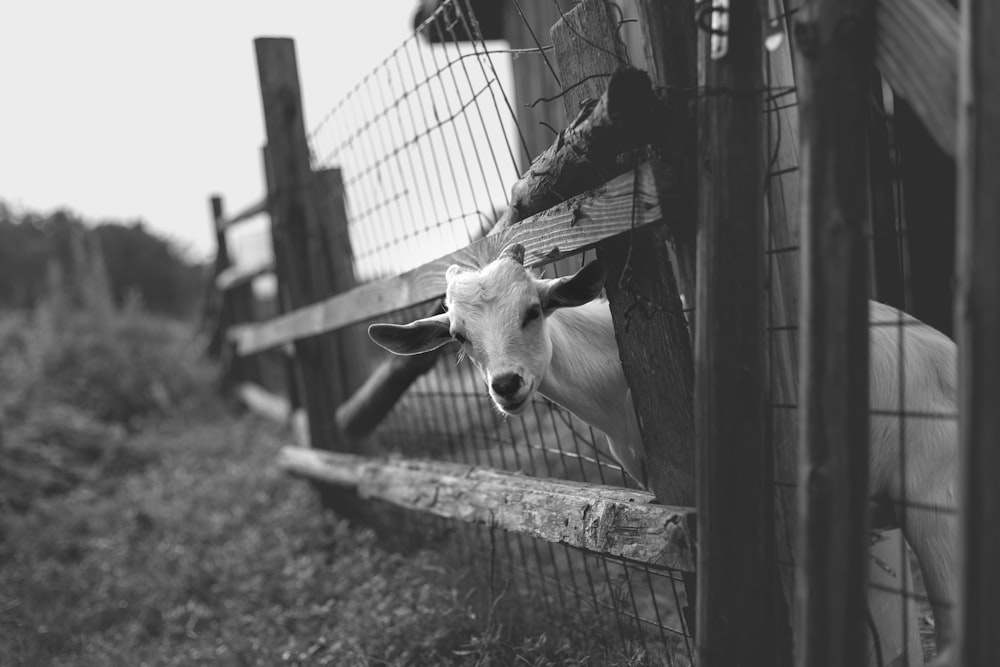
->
{"left": 0, "top": 0, "right": 422, "bottom": 263}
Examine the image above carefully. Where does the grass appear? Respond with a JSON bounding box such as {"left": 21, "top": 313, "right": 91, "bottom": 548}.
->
{"left": 0, "top": 308, "right": 669, "bottom": 666}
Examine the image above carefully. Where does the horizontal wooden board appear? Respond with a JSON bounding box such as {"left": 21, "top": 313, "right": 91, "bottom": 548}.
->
{"left": 216, "top": 262, "right": 275, "bottom": 291}
{"left": 219, "top": 197, "right": 268, "bottom": 231}
{"left": 875, "top": 0, "right": 959, "bottom": 155}
{"left": 230, "top": 162, "right": 664, "bottom": 355}
{"left": 278, "top": 446, "right": 696, "bottom": 571}
{"left": 235, "top": 382, "right": 290, "bottom": 423}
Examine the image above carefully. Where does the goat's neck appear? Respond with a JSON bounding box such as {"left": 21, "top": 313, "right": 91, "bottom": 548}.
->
{"left": 538, "top": 301, "right": 632, "bottom": 441}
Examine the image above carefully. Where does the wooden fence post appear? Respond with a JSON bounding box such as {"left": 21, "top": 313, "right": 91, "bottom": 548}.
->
{"left": 955, "top": 0, "right": 1000, "bottom": 663}
{"left": 210, "top": 195, "right": 259, "bottom": 388}
{"left": 694, "top": 1, "right": 784, "bottom": 665}
{"left": 261, "top": 145, "right": 304, "bottom": 421}
{"left": 255, "top": 38, "right": 349, "bottom": 452}
{"left": 309, "top": 167, "right": 368, "bottom": 398}
{"left": 793, "top": 1, "right": 873, "bottom": 666}
{"left": 634, "top": 0, "right": 698, "bottom": 304}
{"left": 550, "top": 0, "right": 695, "bottom": 510}
{"left": 549, "top": 0, "right": 699, "bottom": 649}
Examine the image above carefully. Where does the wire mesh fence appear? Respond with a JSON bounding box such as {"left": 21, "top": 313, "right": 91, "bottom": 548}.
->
{"left": 211, "top": 0, "right": 972, "bottom": 664}
{"left": 300, "top": 1, "right": 694, "bottom": 663}
{"left": 761, "top": 3, "right": 959, "bottom": 662}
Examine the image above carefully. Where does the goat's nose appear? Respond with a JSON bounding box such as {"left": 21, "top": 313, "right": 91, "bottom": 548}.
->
{"left": 491, "top": 373, "right": 522, "bottom": 398}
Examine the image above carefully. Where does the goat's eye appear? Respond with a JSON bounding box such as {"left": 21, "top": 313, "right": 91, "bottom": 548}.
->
{"left": 453, "top": 331, "right": 468, "bottom": 345}
{"left": 523, "top": 305, "right": 541, "bottom": 327}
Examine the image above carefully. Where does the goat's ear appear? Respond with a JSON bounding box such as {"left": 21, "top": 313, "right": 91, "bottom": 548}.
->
{"left": 368, "top": 313, "right": 452, "bottom": 355}
{"left": 539, "top": 258, "right": 607, "bottom": 311}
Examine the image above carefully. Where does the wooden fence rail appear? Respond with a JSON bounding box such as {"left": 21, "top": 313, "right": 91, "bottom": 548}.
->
{"left": 279, "top": 446, "right": 696, "bottom": 572}
{"left": 228, "top": 162, "right": 665, "bottom": 356}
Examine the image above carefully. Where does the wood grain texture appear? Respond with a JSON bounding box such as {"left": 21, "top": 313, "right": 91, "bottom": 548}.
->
{"left": 793, "top": 1, "right": 873, "bottom": 666}
{"left": 503, "top": 66, "right": 660, "bottom": 227}
{"left": 695, "top": 0, "right": 782, "bottom": 664}
{"left": 874, "top": 0, "right": 959, "bottom": 156}
{"left": 256, "top": 38, "right": 349, "bottom": 452}
{"left": 278, "top": 446, "right": 696, "bottom": 572}
{"left": 218, "top": 197, "right": 268, "bottom": 232}
{"left": 955, "top": 0, "right": 1000, "bottom": 663}
{"left": 551, "top": 0, "right": 695, "bottom": 509}
{"left": 210, "top": 195, "right": 260, "bottom": 387}
{"left": 230, "top": 163, "right": 665, "bottom": 356}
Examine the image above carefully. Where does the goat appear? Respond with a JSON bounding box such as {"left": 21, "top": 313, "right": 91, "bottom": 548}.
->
{"left": 368, "top": 243, "right": 958, "bottom": 650}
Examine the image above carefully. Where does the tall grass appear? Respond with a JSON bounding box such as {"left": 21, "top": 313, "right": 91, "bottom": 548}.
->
{"left": 0, "top": 305, "right": 666, "bottom": 665}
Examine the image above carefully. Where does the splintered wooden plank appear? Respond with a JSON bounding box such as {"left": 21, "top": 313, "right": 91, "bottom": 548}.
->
{"left": 278, "top": 446, "right": 696, "bottom": 572}
{"left": 230, "top": 162, "right": 664, "bottom": 356}
{"left": 875, "top": 0, "right": 959, "bottom": 155}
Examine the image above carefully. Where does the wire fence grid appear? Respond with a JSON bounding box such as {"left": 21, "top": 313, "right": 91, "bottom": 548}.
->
{"left": 229, "top": 0, "right": 961, "bottom": 663}
{"left": 298, "top": 0, "right": 693, "bottom": 662}
{"left": 761, "top": 3, "right": 958, "bottom": 663}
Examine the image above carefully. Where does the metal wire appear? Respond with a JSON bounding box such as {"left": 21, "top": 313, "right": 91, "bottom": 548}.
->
{"left": 301, "top": 1, "right": 695, "bottom": 660}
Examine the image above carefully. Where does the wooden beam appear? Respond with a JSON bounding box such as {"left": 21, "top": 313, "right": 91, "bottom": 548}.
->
{"left": 550, "top": 0, "right": 695, "bottom": 508}
{"left": 211, "top": 195, "right": 260, "bottom": 387}
{"left": 310, "top": 167, "right": 368, "bottom": 398}
{"left": 695, "top": 0, "right": 779, "bottom": 664}
{"left": 230, "top": 163, "right": 665, "bottom": 356}
{"left": 763, "top": 5, "right": 802, "bottom": 637}
{"left": 278, "top": 446, "right": 696, "bottom": 572}
{"left": 218, "top": 197, "right": 268, "bottom": 231}
{"left": 236, "top": 382, "right": 291, "bottom": 423}
{"left": 255, "top": 38, "right": 348, "bottom": 452}
{"left": 794, "top": 1, "right": 873, "bottom": 666}
{"left": 501, "top": 66, "right": 660, "bottom": 227}
{"left": 955, "top": 0, "right": 1000, "bottom": 662}
{"left": 335, "top": 338, "right": 449, "bottom": 441}
{"left": 207, "top": 194, "right": 234, "bottom": 361}
{"left": 215, "top": 261, "right": 275, "bottom": 291}
{"left": 874, "top": 0, "right": 959, "bottom": 156}
{"left": 635, "top": 0, "right": 698, "bottom": 302}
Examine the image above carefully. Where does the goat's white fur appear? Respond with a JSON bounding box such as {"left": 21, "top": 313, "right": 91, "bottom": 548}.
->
{"left": 369, "top": 250, "right": 958, "bottom": 649}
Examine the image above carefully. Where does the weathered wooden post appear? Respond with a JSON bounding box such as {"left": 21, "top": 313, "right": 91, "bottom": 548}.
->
{"left": 794, "top": 1, "right": 873, "bottom": 666}
{"left": 260, "top": 145, "right": 305, "bottom": 432}
{"left": 549, "top": 0, "right": 698, "bottom": 648}
{"left": 255, "top": 38, "right": 350, "bottom": 453}
{"left": 550, "top": 0, "right": 694, "bottom": 515}
{"left": 954, "top": 0, "right": 1000, "bottom": 663}
{"left": 695, "top": 1, "right": 785, "bottom": 665}
{"left": 309, "top": 167, "right": 368, "bottom": 398}
{"left": 209, "top": 194, "right": 259, "bottom": 388}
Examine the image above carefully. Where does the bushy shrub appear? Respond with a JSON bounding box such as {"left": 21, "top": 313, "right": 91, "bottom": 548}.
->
{"left": 37, "top": 307, "right": 212, "bottom": 428}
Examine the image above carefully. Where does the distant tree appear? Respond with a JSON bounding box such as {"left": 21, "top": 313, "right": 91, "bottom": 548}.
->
{"left": 0, "top": 203, "right": 207, "bottom": 320}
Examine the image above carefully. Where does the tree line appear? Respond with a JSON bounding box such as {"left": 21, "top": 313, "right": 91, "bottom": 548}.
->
{"left": 0, "top": 202, "right": 207, "bottom": 321}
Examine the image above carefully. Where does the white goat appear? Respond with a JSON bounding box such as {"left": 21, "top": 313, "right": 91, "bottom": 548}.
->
{"left": 368, "top": 243, "right": 958, "bottom": 649}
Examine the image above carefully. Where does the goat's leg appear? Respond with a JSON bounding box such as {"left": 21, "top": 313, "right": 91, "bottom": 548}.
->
{"left": 893, "top": 418, "right": 959, "bottom": 650}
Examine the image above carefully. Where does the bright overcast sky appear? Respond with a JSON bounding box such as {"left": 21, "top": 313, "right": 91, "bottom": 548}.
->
{"left": 0, "top": 0, "right": 419, "bottom": 262}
